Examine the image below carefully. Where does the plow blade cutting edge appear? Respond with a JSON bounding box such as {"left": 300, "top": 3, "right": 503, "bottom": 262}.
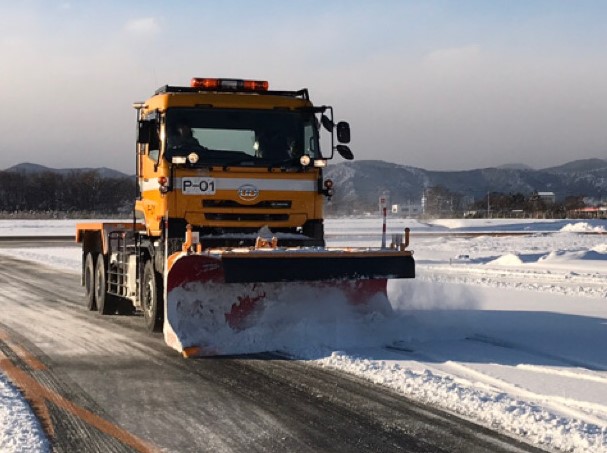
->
{"left": 163, "top": 249, "right": 415, "bottom": 357}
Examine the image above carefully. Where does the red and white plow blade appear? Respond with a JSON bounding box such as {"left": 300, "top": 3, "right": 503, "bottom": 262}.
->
{"left": 163, "top": 253, "right": 394, "bottom": 357}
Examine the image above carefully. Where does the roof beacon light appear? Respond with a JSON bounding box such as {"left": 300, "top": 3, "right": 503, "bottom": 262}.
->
{"left": 191, "top": 78, "right": 269, "bottom": 92}
{"left": 243, "top": 80, "right": 269, "bottom": 91}
{"left": 190, "top": 78, "right": 219, "bottom": 90}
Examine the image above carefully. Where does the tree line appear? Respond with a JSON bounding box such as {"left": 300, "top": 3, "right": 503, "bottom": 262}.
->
{"left": 468, "top": 192, "right": 586, "bottom": 218}
{"left": 423, "top": 186, "right": 588, "bottom": 218}
{"left": 0, "top": 170, "right": 135, "bottom": 216}
{"left": 1, "top": 171, "right": 593, "bottom": 219}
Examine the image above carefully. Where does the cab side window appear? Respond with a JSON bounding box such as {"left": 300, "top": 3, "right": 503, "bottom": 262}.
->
{"left": 141, "top": 112, "right": 161, "bottom": 162}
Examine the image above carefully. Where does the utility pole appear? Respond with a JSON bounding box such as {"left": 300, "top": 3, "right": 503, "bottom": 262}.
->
{"left": 487, "top": 192, "right": 490, "bottom": 218}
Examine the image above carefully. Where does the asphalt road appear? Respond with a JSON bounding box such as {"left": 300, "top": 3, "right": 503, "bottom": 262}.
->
{"left": 0, "top": 249, "right": 548, "bottom": 453}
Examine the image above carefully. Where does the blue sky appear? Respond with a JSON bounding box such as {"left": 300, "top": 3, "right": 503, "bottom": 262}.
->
{"left": 1, "top": 1, "right": 606, "bottom": 171}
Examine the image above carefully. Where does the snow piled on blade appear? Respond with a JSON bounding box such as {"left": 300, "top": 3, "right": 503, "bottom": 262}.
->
{"left": 166, "top": 280, "right": 396, "bottom": 356}
{"left": 166, "top": 274, "right": 482, "bottom": 357}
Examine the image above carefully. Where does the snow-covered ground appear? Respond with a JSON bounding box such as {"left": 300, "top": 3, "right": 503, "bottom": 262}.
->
{"left": 0, "top": 217, "right": 606, "bottom": 452}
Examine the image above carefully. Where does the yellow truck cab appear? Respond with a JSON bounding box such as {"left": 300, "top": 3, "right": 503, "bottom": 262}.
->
{"left": 134, "top": 77, "right": 352, "bottom": 248}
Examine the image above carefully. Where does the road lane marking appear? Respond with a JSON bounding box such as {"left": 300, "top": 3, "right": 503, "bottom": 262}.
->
{"left": 7, "top": 341, "right": 47, "bottom": 370}
{"left": 0, "top": 348, "right": 55, "bottom": 437}
{"left": 0, "top": 332, "right": 159, "bottom": 452}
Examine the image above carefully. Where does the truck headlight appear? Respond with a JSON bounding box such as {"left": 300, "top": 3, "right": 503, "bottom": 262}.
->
{"left": 188, "top": 153, "right": 199, "bottom": 164}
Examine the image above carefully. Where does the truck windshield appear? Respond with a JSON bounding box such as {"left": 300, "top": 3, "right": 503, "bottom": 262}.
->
{"left": 165, "top": 108, "right": 320, "bottom": 166}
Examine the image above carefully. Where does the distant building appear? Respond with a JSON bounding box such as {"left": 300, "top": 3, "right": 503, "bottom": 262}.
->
{"left": 390, "top": 202, "right": 422, "bottom": 217}
{"left": 570, "top": 206, "right": 607, "bottom": 219}
{"left": 532, "top": 191, "right": 556, "bottom": 204}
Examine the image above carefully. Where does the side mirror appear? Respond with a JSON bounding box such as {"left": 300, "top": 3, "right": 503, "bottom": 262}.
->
{"left": 336, "top": 145, "right": 354, "bottom": 160}
{"left": 336, "top": 122, "right": 350, "bottom": 144}
{"left": 321, "top": 114, "right": 334, "bottom": 132}
{"left": 138, "top": 119, "right": 159, "bottom": 150}
{"left": 137, "top": 120, "right": 153, "bottom": 144}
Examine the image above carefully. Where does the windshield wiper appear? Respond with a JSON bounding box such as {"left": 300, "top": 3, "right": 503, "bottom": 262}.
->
{"left": 267, "top": 158, "right": 300, "bottom": 170}
{"left": 222, "top": 157, "right": 260, "bottom": 170}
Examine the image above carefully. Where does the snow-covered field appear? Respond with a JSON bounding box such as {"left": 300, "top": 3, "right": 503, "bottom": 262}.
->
{"left": 0, "top": 217, "right": 606, "bottom": 452}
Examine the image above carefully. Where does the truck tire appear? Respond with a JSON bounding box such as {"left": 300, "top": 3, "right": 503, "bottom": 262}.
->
{"left": 95, "top": 254, "right": 118, "bottom": 315}
{"left": 142, "top": 260, "right": 163, "bottom": 332}
{"left": 84, "top": 252, "right": 97, "bottom": 311}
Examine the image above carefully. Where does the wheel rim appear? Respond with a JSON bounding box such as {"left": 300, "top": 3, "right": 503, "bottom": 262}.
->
{"left": 95, "top": 264, "right": 104, "bottom": 301}
{"left": 85, "top": 266, "right": 92, "bottom": 294}
{"left": 143, "top": 271, "right": 154, "bottom": 318}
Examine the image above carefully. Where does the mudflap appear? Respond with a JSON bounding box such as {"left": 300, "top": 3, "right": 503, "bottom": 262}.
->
{"left": 162, "top": 252, "right": 393, "bottom": 357}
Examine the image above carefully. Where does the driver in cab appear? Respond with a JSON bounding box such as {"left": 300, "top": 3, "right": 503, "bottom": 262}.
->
{"left": 165, "top": 121, "right": 205, "bottom": 160}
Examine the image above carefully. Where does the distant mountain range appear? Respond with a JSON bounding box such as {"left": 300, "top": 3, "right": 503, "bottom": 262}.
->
{"left": 495, "top": 163, "right": 535, "bottom": 170}
{"left": 4, "top": 162, "right": 129, "bottom": 179}
{"left": 324, "top": 158, "right": 607, "bottom": 208}
{"left": 4, "top": 158, "right": 606, "bottom": 206}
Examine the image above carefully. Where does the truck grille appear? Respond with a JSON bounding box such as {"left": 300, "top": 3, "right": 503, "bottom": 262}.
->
{"left": 204, "top": 213, "right": 289, "bottom": 222}
{"left": 203, "top": 200, "right": 292, "bottom": 209}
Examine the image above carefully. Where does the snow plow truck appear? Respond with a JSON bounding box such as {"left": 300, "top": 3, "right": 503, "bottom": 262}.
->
{"left": 76, "top": 77, "right": 415, "bottom": 357}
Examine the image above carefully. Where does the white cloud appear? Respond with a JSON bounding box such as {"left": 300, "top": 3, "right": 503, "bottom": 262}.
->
{"left": 124, "top": 17, "right": 160, "bottom": 35}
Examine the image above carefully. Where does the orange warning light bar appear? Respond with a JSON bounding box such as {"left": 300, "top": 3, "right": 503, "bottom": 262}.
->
{"left": 190, "top": 78, "right": 269, "bottom": 92}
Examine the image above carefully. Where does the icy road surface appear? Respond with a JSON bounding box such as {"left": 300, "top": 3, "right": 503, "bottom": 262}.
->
{"left": 0, "top": 252, "right": 539, "bottom": 453}
{"left": 0, "top": 217, "right": 606, "bottom": 452}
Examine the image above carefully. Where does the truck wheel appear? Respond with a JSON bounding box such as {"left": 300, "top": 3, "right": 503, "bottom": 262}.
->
{"left": 142, "top": 261, "right": 163, "bottom": 332}
{"left": 95, "top": 254, "right": 118, "bottom": 315}
{"left": 84, "top": 253, "right": 97, "bottom": 311}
